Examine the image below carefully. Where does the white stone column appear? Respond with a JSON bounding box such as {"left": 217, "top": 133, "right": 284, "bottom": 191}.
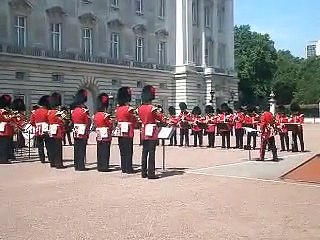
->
{"left": 199, "top": 0, "right": 206, "bottom": 67}
{"left": 186, "top": 0, "right": 194, "bottom": 64}
{"left": 225, "top": 0, "right": 234, "bottom": 70}
{"left": 176, "top": 0, "right": 185, "bottom": 66}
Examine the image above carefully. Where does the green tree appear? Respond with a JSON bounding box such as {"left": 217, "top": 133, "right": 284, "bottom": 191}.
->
{"left": 234, "top": 25, "right": 278, "bottom": 105}
{"left": 294, "top": 57, "right": 320, "bottom": 104}
{"left": 272, "top": 50, "right": 302, "bottom": 105}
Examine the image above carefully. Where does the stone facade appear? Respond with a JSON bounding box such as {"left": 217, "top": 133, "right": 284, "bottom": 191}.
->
{"left": 0, "top": 0, "right": 238, "bottom": 113}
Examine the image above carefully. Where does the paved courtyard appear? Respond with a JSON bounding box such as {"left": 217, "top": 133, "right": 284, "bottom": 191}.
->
{"left": 0, "top": 125, "right": 320, "bottom": 239}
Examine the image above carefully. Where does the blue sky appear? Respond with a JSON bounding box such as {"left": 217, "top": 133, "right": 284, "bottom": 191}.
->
{"left": 234, "top": 0, "right": 320, "bottom": 57}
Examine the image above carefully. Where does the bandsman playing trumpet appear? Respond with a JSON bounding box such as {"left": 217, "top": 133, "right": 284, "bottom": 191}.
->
{"left": 204, "top": 105, "right": 217, "bottom": 148}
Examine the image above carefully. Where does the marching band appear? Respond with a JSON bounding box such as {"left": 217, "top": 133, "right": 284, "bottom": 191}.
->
{"left": 0, "top": 87, "right": 306, "bottom": 176}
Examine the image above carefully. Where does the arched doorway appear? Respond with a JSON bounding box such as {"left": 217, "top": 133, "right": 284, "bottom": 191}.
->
{"left": 85, "top": 89, "right": 95, "bottom": 116}
{"left": 79, "top": 76, "right": 99, "bottom": 116}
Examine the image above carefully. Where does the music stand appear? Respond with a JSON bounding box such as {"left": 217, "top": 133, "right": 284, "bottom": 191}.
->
{"left": 243, "top": 123, "right": 254, "bottom": 128}
{"left": 217, "top": 123, "right": 230, "bottom": 134}
{"left": 158, "top": 127, "right": 175, "bottom": 171}
{"left": 243, "top": 127, "right": 260, "bottom": 161}
{"left": 285, "top": 123, "right": 299, "bottom": 132}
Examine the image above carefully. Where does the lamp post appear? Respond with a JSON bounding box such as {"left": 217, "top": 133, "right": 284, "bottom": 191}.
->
{"left": 269, "top": 91, "right": 276, "bottom": 115}
{"left": 210, "top": 90, "right": 215, "bottom": 108}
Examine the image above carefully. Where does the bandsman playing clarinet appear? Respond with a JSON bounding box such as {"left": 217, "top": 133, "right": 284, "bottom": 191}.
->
{"left": 178, "top": 102, "right": 191, "bottom": 147}
{"left": 244, "top": 105, "right": 259, "bottom": 150}
{"left": 137, "top": 85, "right": 167, "bottom": 179}
{"left": 168, "top": 106, "right": 178, "bottom": 146}
{"left": 218, "top": 103, "right": 232, "bottom": 149}
{"left": 275, "top": 105, "right": 290, "bottom": 152}
{"left": 47, "top": 93, "right": 66, "bottom": 169}
{"left": 289, "top": 103, "right": 304, "bottom": 152}
{"left": 93, "top": 93, "right": 113, "bottom": 172}
{"left": 71, "top": 89, "right": 91, "bottom": 171}
{"left": 191, "top": 106, "right": 203, "bottom": 147}
{"left": 234, "top": 106, "right": 245, "bottom": 149}
{"left": 0, "top": 95, "right": 14, "bottom": 164}
{"left": 204, "top": 105, "right": 217, "bottom": 148}
{"left": 115, "top": 87, "right": 137, "bottom": 174}
{"left": 30, "top": 95, "right": 50, "bottom": 164}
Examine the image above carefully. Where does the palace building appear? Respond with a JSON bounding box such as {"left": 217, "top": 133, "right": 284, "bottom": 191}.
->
{"left": 0, "top": 0, "right": 238, "bottom": 114}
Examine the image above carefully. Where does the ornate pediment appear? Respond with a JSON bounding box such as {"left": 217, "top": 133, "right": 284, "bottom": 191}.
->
{"left": 46, "top": 6, "right": 66, "bottom": 17}
{"left": 107, "top": 19, "right": 123, "bottom": 29}
{"left": 9, "top": 0, "right": 32, "bottom": 11}
{"left": 132, "top": 24, "right": 146, "bottom": 34}
{"left": 155, "top": 28, "right": 169, "bottom": 38}
{"left": 78, "top": 13, "right": 97, "bottom": 26}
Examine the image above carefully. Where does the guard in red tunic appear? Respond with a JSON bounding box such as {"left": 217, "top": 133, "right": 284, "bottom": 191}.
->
{"left": 168, "top": 106, "right": 178, "bottom": 146}
{"left": 218, "top": 103, "right": 232, "bottom": 149}
{"left": 71, "top": 89, "right": 91, "bottom": 171}
{"left": 0, "top": 95, "right": 14, "bottom": 164}
{"left": 93, "top": 93, "right": 113, "bottom": 172}
{"left": 137, "top": 85, "right": 166, "bottom": 179}
{"left": 30, "top": 95, "right": 50, "bottom": 163}
{"left": 47, "top": 93, "right": 66, "bottom": 169}
{"left": 191, "top": 106, "right": 203, "bottom": 147}
{"left": 259, "top": 109, "right": 278, "bottom": 161}
{"left": 244, "top": 105, "right": 259, "bottom": 150}
{"left": 178, "top": 102, "right": 191, "bottom": 147}
{"left": 205, "top": 105, "right": 217, "bottom": 148}
{"left": 234, "top": 107, "right": 245, "bottom": 149}
{"left": 275, "top": 105, "right": 289, "bottom": 152}
{"left": 290, "top": 103, "right": 304, "bottom": 152}
{"left": 115, "top": 87, "right": 137, "bottom": 174}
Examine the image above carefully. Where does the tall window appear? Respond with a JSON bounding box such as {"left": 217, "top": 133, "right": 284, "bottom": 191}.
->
{"left": 159, "top": 0, "right": 165, "bottom": 18}
{"left": 81, "top": 28, "right": 92, "bottom": 56}
{"left": 193, "top": 43, "right": 198, "bottom": 64}
{"left": 135, "top": 0, "right": 143, "bottom": 14}
{"left": 218, "top": 43, "right": 226, "bottom": 68}
{"left": 110, "top": 33, "right": 120, "bottom": 59}
{"left": 192, "top": 1, "right": 198, "bottom": 25}
{"left": 158, "top": 41, "right": 166, "bottom": 65}
{"left": 135, "top": 37, "right": 144, "bottom": 62}
{"left": 51, "top": 23, "right": 62, "bottom": 51}
{"left": 14, "top": 16, "right": 26, "bottom": 47}
{"left": 205, "top": 40, "right": 214, "bottom": 66}
{"left": 204, "top": 7, "right": 210, "bottom": 27}
{"left": 110, "top": 0, "right": 118, "bottom": 7}
{"left": 205, "top": 44, "right": 209, "bottom": 66}
{"left": 218, "top": 5, "right": 225, "bottom": 32}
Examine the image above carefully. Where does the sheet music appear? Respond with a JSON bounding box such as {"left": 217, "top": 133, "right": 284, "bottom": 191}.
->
{"left": 74, "top": 124, "right": 86, "bottom": 135}
{"left": 145, "top": 124, "right": 155, "bottom": 137}
{"left": 0, "top": 122, "right": 6, "bottom": 132}
{"left": 96, "top": 127, "right": 109, "bottom": 139}
{"left": 120, "top": 122, "right": 129, "bottom": 133}
{"left": 158, "top": 127, "right": 174, "bottom": 139}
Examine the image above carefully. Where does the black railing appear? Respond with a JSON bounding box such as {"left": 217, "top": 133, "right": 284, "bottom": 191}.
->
{"left": 0, "top": 43, "right": 174, "bottom": 72}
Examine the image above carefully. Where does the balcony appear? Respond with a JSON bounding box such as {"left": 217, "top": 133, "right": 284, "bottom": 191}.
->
{"left": 0, "top": 43, "right": 174, "bottom": 72}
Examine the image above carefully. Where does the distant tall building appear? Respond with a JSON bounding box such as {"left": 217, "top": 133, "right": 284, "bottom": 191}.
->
{"left": 305, "top": 40, "right": 320, "bottom": 58}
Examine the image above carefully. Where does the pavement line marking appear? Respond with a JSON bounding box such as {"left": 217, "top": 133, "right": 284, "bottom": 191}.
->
{"left": 189, "top": 152, "right": 310, "bottom": 173}
{"left": 186, "top": 171, "right": 320, "bottom": 188}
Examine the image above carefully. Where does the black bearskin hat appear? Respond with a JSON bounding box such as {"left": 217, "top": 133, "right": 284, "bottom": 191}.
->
{"left": 0, "top": 95, "right": 12, "bottom": 108}
{"left": 75, "top": 89, "right": 88, "bottom": 104}
{"left": 205, "top": 105, "right": 214, "bottom": 114}
{"left": 11, "top": 98, "right": 26, "bottom": 112}
{"left": 290, "top": 102, "right": 300, "bottom": 112}
{"left": 168, "top": 106, "right": 176, "bottom": 115}
{"left": 192, "top": 106, "right": 201, "bottom": 115}
{"left": 220, "top": 103, "right": 229, "bottom": 112}
{"left": 227, "top": 108, "right": 233, "bottom": 114}
{"left": 117, "top": 87, "right": 132, "bottom": 106}
{"left": 96, "top": 93, "right": 109, "bottom": 111}
{"left": 141, "top": 85, "right": 156, "bottom": 103}
{"left": 50, "top": 92, "right": 62, "bottom": 108}
{"left": 216, "top": 108, "right": 221, "bottom": 114}
{"left": 38, "top": 95, "right": 50, "bottom": 108}
{"left": 179, "top": 102, "right": 187, "bottom": 111}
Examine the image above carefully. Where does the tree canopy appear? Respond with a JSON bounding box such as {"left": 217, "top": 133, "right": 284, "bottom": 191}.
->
{"left": 234, "top": 24, "right": 320, "bottom": 105}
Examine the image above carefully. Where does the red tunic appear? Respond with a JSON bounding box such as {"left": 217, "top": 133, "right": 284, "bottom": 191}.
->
{"left": 71, "top": 107, "right": 91, "bottom": 139}
{"left": 178, "top": 111, "right": 192, "bottom": 129}
{"left": 47, "top": 109, "right": 65, "bottom": 139}
{"left": 0, "top": 109, "right": 14, "bottom": 137}
{"left": 93, "top": 112, "right": 113, "bottom": 142}
{"left": 275, "top": 113, "right": 289, "bottom": 133}
{"left": 168, "top": 115, "right": 179, "bottom": 127}
{"left": 138, "top": 104, "right": 165, "bottom": 140}
{"left": 260, "top": 111, "right": 275, "bottom": 140}
{"left": 30, "top": 107, "right": 48, "bottom": 136}
{"left": 206, "top": 114, "right": 217, "bottom": 133}
{"left": 191, "top": 115, "right": 203, "bottom": 132}
{"left": 115, "top": 105, "right": 136, "bottom": 138}
{"left": 234, "top": 112, "right": 245, "bottom": 129}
